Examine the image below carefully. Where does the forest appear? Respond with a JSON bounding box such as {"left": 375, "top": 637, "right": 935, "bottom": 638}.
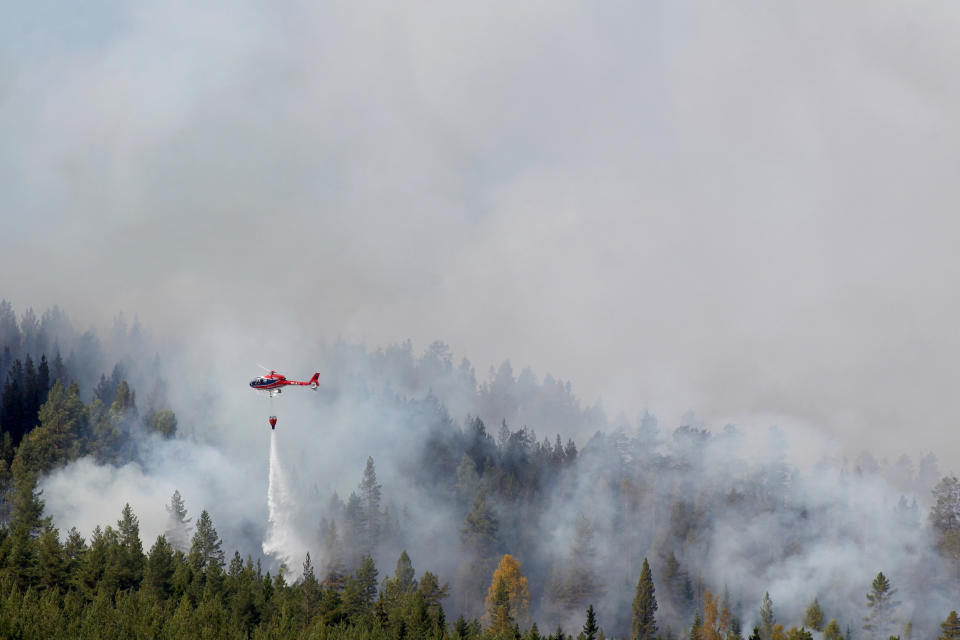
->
{"left": 0, "top": 299, "right": 959, "bottom": 640}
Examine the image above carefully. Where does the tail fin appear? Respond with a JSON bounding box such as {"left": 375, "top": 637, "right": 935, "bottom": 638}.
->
{"left": 309, "top": 372, "right": 320, "bottom": 389}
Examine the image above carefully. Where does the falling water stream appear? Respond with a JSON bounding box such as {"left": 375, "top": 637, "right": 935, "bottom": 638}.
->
{"left": 262, "top": 430, "right": 299, "bottom": 571}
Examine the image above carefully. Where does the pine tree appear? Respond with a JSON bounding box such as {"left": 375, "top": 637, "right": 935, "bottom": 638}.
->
{"left": 632, "top": 557, "right": 658, "bottom": 640}
{"left": 556, "top": 515, "right": 603, "bottom": 612}
{"left": 188, "top": 509, "right": 224, "bottom": 573}
{"left": 115, "top": 503, "right": 145, "bottom": 591}
{"left": 164, "top": 490, "right": 192, "bottom": 552}
{"left": 148, "top": 409, "right": 177, "bottom": 438}
{"left": 690, "top": 610, "right": 703, "bottom": 640}
{"left": 35, "top": 522, "right": 65, "bottom": 591}
{"left": 10, "top": 465, "right": 47, "bottom": 537}
{"left": 395, "top": 549, "right": 417, "bottom": 592}
{"left": 301, "top": 552, "right": 321, "bottom": 614}
{"left": 143, "top": 535, "right": 175, "bottom": 601}
{"left": 355, "top": 555, "right": 379, "bottom": 606}
{"left": 930, "top": 476, "right": 960, "bottom": 580}
{"left": 759, "top": 593, "right": 775, "bottom": 640}
{"left": 863, "top": 572, "right": 899, "bottom": 640}
{"left": 660, "top": 552, "right": 693, "bottom": 624}
{"left": 320, "top": 520, "right": 346, "bottom": 589}
{"left": 462, "top": 491, "right": 499, "bottom": 558}
{"left": 804, "top": 598, "right": 824, "bottom": 632}
{"left": 359, "top": 457, "right": 382, "bottom": 555}
{"left": 823, "top": 619, "right": 842, "bottom": 640}
{"left": 583, "top": 604, "right": 600, "bottom": 640}
{"left": 940, "top": 611, "right": 960, "bottom": 640}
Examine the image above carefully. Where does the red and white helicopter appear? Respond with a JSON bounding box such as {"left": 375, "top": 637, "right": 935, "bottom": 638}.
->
{"left": 249, "top": 370, "right": 320, "bottom": 396}
{"left": 249, "top": 369, "right": 320, "bottom": 429}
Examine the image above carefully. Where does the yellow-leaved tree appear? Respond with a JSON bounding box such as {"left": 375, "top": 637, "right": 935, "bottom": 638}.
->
{"left": 485, "top": 554, "right": 532, "bottom": 631}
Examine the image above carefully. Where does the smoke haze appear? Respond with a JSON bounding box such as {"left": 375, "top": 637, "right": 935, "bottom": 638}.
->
{"left": 4, "top": 1, "right": 960, "bottom": 461}
{"left": 3, "top": 2, "right": 960, "bottom": 636}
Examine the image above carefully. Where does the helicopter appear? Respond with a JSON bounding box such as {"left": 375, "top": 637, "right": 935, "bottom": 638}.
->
{"left": 249, "top": 370, "right": 320, "bottom": 396}
{"left": 249, "top": 370, "right": 320, "bottom": 429}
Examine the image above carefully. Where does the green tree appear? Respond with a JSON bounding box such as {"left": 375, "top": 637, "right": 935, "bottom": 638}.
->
{"left": 457, "top": 491, "right": 500, "bottom": 618}
{"left": 143, "top": 535, "right": 175, "bottom": 601}
{"left": 583, "top": 604, "right": 600, "bottom": 640}
{"left": 188, "top": 509, "right": 224, "bottom": 573}
{"left": 359, "top": 456, "right": 382, "bottom": 554}
{"left": 320, "top": 520, "right": 346, "bottom": 590}
{"left": 147, "top": 408, "right": 177, "bottom": 438}
{"left": 940, "top": 611, "right": 960, "bottom": 640}
{"left": 804, "top": 598, "right": 824, "bottom": 632}
{"left": 300, "top": 551, "right": 322, "bottom": 619}
{"left": 395, "top": 549, "right": 417, "bottom": 592}
{"left": 930, "top": 477, "right": 960, "bottom": 580}
{"left": 164, "top": 489, "right": 192, "bottom": 552}
{"left": 461, "top": 491, "right": 499, "bottom": 559}
{"left": 9, "top": 466, "right": 47, "bottom": 536}
{"left": 632, "top": 557, "right": 658, "bottom": 640}
{"left": 759, "top": 593, "right": 775, "bottom": 640}
{"left": 35, "top": 522, "right": 65, "bottom": 591}
{"left": 823, "top": 619, "right": 842, "bottom": 640}
{"left": 690, "top": 610, "right": 703, "bottom": 640}
{"left": 863, "top": 572, "right": 899, "bottom": 640}
{"left": 15, "top": 381, "right": 85, "bottom": 473}
{"left": 115, "top": 502, "right": 144, "bottom": 591}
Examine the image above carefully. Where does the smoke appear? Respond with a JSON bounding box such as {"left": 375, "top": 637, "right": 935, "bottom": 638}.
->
{"left": 29, "top": 325, "right": 956, "bottom": 636}
{"left": 5, "top": 1, "right": 960, "bottom": 461}
{"left": 5, "top": 0, "right": 960, "bottom": 634}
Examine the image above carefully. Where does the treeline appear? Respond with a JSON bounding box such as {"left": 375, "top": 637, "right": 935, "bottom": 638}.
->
{"left": 4, "top": 301, "right": 960, "bottom": 637}
{"left": 2, "top": 478, "right": 960, "bottom": 640}
{"left": 314, "top": 410, "right": 960, "bottom": 639}
{"left": 0, "top": 301, "right": 177, "bottom": 507}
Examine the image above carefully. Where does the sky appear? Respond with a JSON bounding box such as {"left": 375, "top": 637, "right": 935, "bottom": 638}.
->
{"left": 3, "top": 0, "right": 960, "bottom": 463}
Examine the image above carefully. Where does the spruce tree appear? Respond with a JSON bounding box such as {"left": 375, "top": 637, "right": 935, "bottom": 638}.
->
{"left": 863, "top": 572, "right": 899, "bottom": 640}
{"left": 395, "top": 549, "right": 417, "bottom": 592}
{"left": 930, "top": 477, "right": 960, "bottom": 580}
{"left": 804, "top": 598, "right": 824, "bottom": 632}
{"left": 940, "top": 611, "right": 960, "bottom": 640}
{"left": 359, "top": 457, "right": 382, "bottom": 554}
{"left": 115, "top": 503, "right": 144, "bottom": 591}
{"left": 689, "top": 610, "right": 703, "bottom": 640}
{"left": 188, "top": 509, "right": 223, "bottom": 573}
{"left": 632, "top": 557, "right": 658, "bottom": 640}
{"left": 583, "top": 604, "right": 600, "bottom": 640}
{"left": 143, "top": 535, "right": 175, "bottom": 601}
{"left": 823, "top": 619, "right": 842, "bottom": 640}
{"left": 759, "top": 593, "right": 775, "bottom": 640}
{"left": 164, "top": 490, "right": 192, "bottom": 552}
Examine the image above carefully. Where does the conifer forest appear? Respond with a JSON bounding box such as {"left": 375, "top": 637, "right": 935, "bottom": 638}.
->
{"left": 0, "top": 301, "right": 958, "bottom": 640}
{"left": 5, "top": 2, "right": 960, "bottom": 639}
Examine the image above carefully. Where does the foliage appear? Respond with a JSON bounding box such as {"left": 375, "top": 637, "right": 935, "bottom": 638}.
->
{"left": 863, "top": 572, "right": 899, "bottom": 640}
{"left": 485, "top": 554, "right": 531, "bottom": 629}
{"left": 631, "top": 557, "right": 657, "bottom": 640}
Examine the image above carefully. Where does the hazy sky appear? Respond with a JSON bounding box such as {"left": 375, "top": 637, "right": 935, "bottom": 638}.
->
{"left": 3, "top": 1, "right": 960, "bottom": 462}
